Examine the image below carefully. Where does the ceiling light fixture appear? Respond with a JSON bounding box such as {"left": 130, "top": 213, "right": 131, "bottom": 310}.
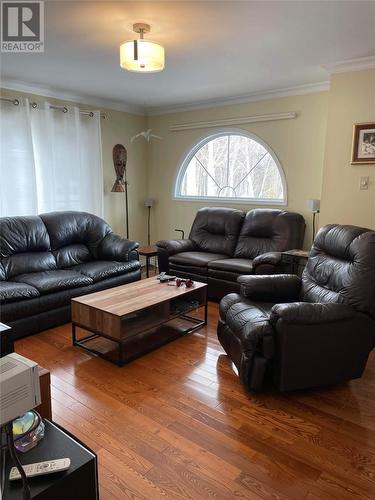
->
{"left": 120, "top": 23, "right": 165, "bottom": 73}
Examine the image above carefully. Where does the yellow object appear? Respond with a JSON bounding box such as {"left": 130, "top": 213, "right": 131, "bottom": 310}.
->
{"left": 120, "top": 39, "right": 165, "bottom": 73}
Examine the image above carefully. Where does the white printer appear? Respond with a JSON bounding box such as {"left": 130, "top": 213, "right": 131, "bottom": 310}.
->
{"left": 0, "top": 353, "right": 41, "bottom": 426}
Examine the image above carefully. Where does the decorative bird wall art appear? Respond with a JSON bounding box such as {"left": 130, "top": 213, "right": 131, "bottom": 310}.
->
{"left": 130, "top": 129, "right": 163, "bottom": 143}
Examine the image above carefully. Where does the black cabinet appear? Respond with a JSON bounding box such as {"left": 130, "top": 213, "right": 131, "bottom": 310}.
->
{"left": 3, "top": 420, "right": 98, "bottom": 500}
{"left": 0, "top": 322, "right": 13, "bottom": 357}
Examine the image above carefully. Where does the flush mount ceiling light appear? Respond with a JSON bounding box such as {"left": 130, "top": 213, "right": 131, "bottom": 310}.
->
{"left": 120, "top": 23, "right": 165, "bottom": 73}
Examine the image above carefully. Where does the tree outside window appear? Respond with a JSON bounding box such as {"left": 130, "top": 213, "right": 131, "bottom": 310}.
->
{"left": 175, "top": 131, "right": 286, "bottom": 205}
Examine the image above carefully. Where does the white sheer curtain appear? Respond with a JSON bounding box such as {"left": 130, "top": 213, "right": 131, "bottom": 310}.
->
{"left": 0, "top": 99, "right": 38, "bottom": 216}
{"left": 0, "top": 99, "right": 103, "bottom": 217}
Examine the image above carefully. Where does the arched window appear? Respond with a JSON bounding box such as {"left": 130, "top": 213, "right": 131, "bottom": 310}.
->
{"left": 174, "top": 130, "right": 287, "bottom": 204}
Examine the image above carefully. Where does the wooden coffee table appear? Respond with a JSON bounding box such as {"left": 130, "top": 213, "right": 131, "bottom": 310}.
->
{"left": 71, "top": 277, "right": 207, "bottom": 366}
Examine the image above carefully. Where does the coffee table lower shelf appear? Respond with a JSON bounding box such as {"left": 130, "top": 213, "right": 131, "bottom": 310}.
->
{"left": 72, "top": 306, "right": 207, "bottom": 367}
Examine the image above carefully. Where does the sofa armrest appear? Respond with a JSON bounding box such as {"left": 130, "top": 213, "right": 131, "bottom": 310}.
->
{"left": 252, "top": 252, "right": 282, "bottom": 274}
{"left": 156, "top": 239, "right": 197, "bottom": 273}
{"left": 156, "top": 239, "right": 197, "bottom": 256}
{"left": 270, "top": 302, "right": 357, "bottom": 325}
{"left": 98, "top": 233, "right": 139, "bottom": 261}
{"left": 237, "top": 274, "right": 302, "bottom": 303}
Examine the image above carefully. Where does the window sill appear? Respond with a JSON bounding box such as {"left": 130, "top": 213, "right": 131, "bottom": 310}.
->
{"left": 172, "top": 196, "right": 287, "bottom": 206}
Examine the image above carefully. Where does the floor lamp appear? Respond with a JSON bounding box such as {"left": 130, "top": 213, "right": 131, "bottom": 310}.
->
{"left": 111, "top": 144, "right": 129, "bottom": 239}
{"left": 307, "top": 198, "right": 320, "bottom": 244}
{"left": 144, "top": 198, "right": 155, "bottom": 245}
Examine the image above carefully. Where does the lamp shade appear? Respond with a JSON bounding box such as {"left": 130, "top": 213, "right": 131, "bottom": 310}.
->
{"left": 120, "top": 40, "right": 165, "bottom": 73}
{"left": 144, "top": 198, "right": 155, "bottom": 208}
{"left": 306, "top": 199, "right": 320, "bottom": 212}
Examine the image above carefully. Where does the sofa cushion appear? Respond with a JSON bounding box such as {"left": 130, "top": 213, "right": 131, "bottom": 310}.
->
{"left": 207, "top": 270, "right": 242, "bottom": 283}
{"left": 234, "top": 209, "right": 305, "bottom": 259}
{"left": 11, "top": 270, "right": 93, "bottom": 294}
{"left": 54, "top": 244, "right": 91, "bottom": 268}
{"left": 0, "top": 262, "right": 5, "bottom": 281}
{"left": 72, "top": 260, "right": 140, "bottom": 283}
{"left": 0, "top": 281, "right": 40, "bottom": 303}
{"left": 189, "top": 207, "right": 245, "bottom": 256}
{"left": 170, "top": 251, "right": 228, "bottom": 268}
{"left": 40, "top": 211, "right": 112, "bottom": 258}
{"left": 3, "top": 252, "right": 57, "bottom": 279}
{"left": 2, "top": 272, "right": 141, "bottom": 324}
{"left": 302, "top": 225, "right": 375, "bottom": 321}
{"left": 208, "top": 258, "right": 253, "bottom": 274}
{"left": 0, "top": 216, "right": 50, "bottom": 258}
{"left": 169, "top": 264, "right": 209, "bottom": 278}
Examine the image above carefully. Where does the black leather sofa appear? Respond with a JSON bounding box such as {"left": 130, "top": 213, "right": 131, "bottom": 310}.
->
{"left": 218, "top": 224, "right": 375, "bottom": 392}
{"left": 156, "top": 207, "right": 305, "bottom": 299}
{"left": 0, "top": 211, "right": 141, "bottom": 339}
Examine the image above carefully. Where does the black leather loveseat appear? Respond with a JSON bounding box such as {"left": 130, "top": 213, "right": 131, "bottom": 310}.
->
{"left": 156, "top": 207, "right": 305, "bottom": 299}
{"left": 0, "top": 211, "right": 140, "bottom": 339}
{"left": 218, "top": 224, "right": 375, "bottom": 392}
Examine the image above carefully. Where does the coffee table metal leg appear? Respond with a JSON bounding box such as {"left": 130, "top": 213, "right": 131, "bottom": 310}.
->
{"left": 72, "top": 323, "right": 124, "bottom": 365}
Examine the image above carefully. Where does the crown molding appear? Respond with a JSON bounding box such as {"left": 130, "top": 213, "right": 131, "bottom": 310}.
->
{"left": 146, "top": 81, "right": 330, "bottom": 117}
{"left": 1, "top": 78, "right": 332, "bottom": 118}
{"left": 0, "top": 78, "right": 145, "bottom": 115}
{"left": 323, "top": 55, "right": 375, "bottom": 75}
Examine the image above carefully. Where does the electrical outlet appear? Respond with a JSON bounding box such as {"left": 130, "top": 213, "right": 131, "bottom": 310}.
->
{"left": 360, "top": 176, "right": 369, "bottom": 190}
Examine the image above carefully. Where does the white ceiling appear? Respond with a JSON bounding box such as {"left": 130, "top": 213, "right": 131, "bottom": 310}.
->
{"left": 1, "top": 1, "right": 375, "bottom": 114}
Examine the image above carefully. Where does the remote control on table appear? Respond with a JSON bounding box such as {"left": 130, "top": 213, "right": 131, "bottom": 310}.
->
{"left": 157, "top": 272, "right": 176, "bottom": 282}
{"left": 9, "top": 458, "right": 71, "bottom": 480}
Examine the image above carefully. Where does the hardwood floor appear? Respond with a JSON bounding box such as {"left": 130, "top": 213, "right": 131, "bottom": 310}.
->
{"left": 15, "top": 302, "right": 375, "bottom": 500}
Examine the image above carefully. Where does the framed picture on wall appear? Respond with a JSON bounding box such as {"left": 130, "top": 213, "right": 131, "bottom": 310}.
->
{"left": 351, "top": 122, "right": 375, "bottom": 164}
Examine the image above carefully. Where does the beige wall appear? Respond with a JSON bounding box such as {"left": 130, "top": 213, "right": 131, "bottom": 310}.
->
{"left": 320, "top": 69, "right": 375, "bottom": 229}
{"left": 0, "top": 88, "right": 148, "bottom": 244}
{"left": 3, "top": 67, "right": 374, "bottom": 250}
{"left": 146, "top": 92, "right": 329, "bottom": 249}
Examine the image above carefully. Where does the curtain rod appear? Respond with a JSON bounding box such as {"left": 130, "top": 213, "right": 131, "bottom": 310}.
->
{"left": 0, "top": 96, "right": 106, "bottom": 118}
{"left": 169, "top": 112, "right": 297, "bottom": 131}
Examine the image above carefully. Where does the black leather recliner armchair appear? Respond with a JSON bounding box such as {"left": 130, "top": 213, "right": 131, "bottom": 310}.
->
{"left": 217, "top": 224, "right": 375, "bottom": 391}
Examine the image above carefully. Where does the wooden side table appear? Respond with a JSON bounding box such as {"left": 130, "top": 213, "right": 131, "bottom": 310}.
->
{"left": 37, "top": 367, "right": 52, "bottom": 420}
{"left": 138, "top": 245, "right": 158, "bottom": 278}
{"left": 281, "top": 249, "right": 309, "bottom": 276}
